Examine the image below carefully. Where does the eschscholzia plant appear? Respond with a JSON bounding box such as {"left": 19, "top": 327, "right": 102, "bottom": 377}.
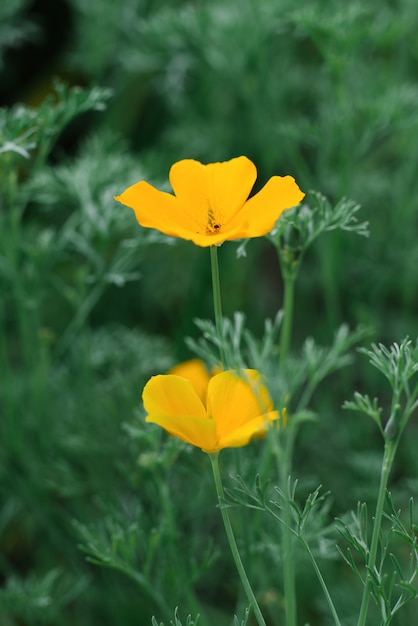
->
{"left": 144, "top": 367, "right": 279, "bottom": 626}
{"left": 143, "top": 368, "right": 279, "bottom": 453}
{"left": 122, "top": 158, "right": 302, "bottom": 626}
{"left": 114, "top": 156, "right": 304, "bottom": 247}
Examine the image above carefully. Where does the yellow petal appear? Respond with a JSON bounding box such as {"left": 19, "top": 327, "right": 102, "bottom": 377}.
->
{"left": 143, "top": 375, "right": 206, "bottom": 419}
{"left": 169, "top": 359, "right": 211, "bottom": 405}
{"left": 169, "top": 157, "right": 257, "bottom": 230}
{"left": 146, "top": 413, "right": 217, "bottom": 450}
{"left": 114, "top": 181, "right": 197, "bottom": 238}
{"left": 220, "top": 410, "right": 279, "bottom": 448}
{"left": 226, "top": 175, "right": 305, "bottom": 239}
{"left": 207, "top": 370, "right": 274, "bottom": 443}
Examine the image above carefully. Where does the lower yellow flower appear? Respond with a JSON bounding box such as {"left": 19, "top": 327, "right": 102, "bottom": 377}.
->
{"left": 143, "top": 369, "right": 279, "bottom": 452}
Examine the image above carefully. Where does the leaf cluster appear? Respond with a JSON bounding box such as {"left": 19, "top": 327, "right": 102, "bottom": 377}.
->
{"left": 151, "top": 606, "right": 248, "bottom": 626}
{"left": 268, "top": 191, "right": 369, "bottom": 278}
{"left": 224, "top": 475, "right": 336, "bottom": 560}
{"left": 187, "top": 313, "right": 370, "bottom": 413}
{"left": 344, "top": 338, "right": 418, "bottom": 438}
{"left": 0, "top": 80, "right": 111, "bottom": 196}
{"left": 336, "top": 494, "right": 418, "bottom": 624}
{"left": 151, "top": 607, "right": 200, "bottom": 626}
{"left": 0, "top": 568, "right": 87, "bottom": 624}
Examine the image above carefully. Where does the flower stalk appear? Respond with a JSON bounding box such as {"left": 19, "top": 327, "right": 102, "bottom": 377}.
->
{"left": 276, "top": 239, "right": 301, "bottom": 370}
{"left": 280, "top": 272, "right": 296, "bottom": 368}
{"left": 276, "top": 247, "right": 299, "bottom": 626}
{"left": 210, "top": 245, "right": 227, "bottom": 368}
{"left": 209, "top": 452, "right": 267, "bottom": 626}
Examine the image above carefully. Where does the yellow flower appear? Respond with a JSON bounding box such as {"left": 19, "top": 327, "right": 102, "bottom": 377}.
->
{"left": 143, "top": 369, "right": 279, "bottom": 452}
{"left": 114, "top": 156, "right": 305, "bottom": 247}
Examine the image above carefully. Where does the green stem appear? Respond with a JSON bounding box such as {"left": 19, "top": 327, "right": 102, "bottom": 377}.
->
{"left": 301, "top": 538, "right": 342, "bottom": 626}
{"left": 356, "top": 439, "right": 397, "bottom": 626}
{"left": 280, "top": 273, "right": 296, "bottom": 367}
{"left": 276, "top": 254, "right": 299, "bottom": 625}
{"left": 210, "top": 246, "right": 227, "bottom": 368}
{"left": 279, "top": 436, "right": 297, "bottom": 626}
{"left": 209, "top": 453, "right": 267, "bottom": 626}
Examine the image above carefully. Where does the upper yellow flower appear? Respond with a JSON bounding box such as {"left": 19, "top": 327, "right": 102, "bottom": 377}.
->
{"left": 114, "top": 156, "right": 305, "bottom": 247}
{"left": 143, "top": 368, "right": 279, "bottom": 452}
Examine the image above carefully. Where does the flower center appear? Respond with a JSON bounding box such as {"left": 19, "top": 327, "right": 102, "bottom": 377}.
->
{"left": 205, "top": 206, "right": 222, "bottom": 235}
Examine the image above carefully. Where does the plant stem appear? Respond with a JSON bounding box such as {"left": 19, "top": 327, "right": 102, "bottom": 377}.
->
{"left": 275, "top": 251, "right": 299, "bottom": 625}
{"left": 279, "top": 273, "right": 296, "bottom": 368}
{"left": 210, "top": 246, "right": 227, "bottom": 368}
{"left": 356, "top": 438, "right": 397, "bottom": 626}
{"left": 301, "top": 538, "right": 342, "bottom": 626}
{"left": 279, "top": 437, "right": 297, "bottom": 626}
{"left": 209, "top": 453, "right": 267, "bottom": 626}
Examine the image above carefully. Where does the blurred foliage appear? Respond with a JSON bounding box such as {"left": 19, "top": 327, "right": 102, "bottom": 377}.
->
{"left": 1, "top": 0, "right": 418, "bottom": 624}
{"left": 0, "top": 0, "right": 38, "bottom": 72}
